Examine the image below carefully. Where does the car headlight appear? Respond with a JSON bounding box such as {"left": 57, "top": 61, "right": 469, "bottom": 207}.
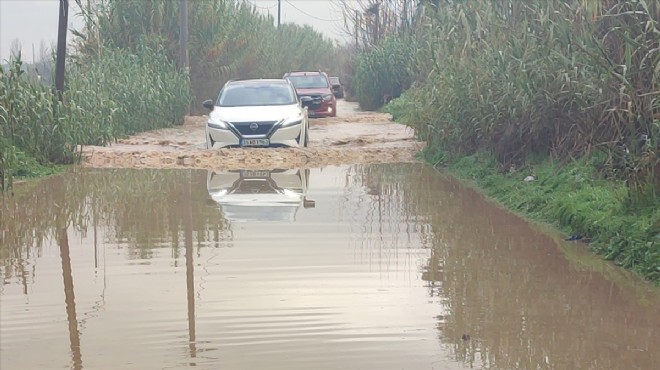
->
{"left": 208, "top": 118, "right": 229, "bottom": 130}
{"left": 280, "top": 115, "right": 303, "bottom": 128}
{"left": 322, "top": 94, "right": 333, "bottom": 101}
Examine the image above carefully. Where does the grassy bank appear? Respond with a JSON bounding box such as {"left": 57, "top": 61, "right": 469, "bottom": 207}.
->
{"left": 416, "top": 148, "right": 659, "bottom": 283}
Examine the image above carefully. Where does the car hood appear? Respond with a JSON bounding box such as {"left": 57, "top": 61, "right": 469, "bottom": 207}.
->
{"left": 210, "top": 191, "right": 304, "bottom": 206}
{"left": 210, "top": 104, "right": 301, "bottom": 123}
{"left": 220, "top": 204, "right": 299, "bottom": 223}
{"left": 209, "top": 191, "right": 303, "bottom": 223}
{"left": 206, "top": 170, "right": 307, "bottom": 223}
{"left": 295, "top": 88, "right": 333, "bottom": 96}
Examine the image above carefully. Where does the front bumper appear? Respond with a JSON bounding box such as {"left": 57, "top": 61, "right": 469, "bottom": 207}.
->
{"left": 308, "top": 104, "right": 335, "bottom": 117}
{"left": 207, "top": 122, "right": 303, "bottom": 149}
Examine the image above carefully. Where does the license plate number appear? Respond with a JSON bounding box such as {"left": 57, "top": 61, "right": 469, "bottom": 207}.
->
{"left": 242, "top": 170, "right": 270, "bottom": 178}
{"left": 241, "top": 138, "right": 269, "bottom": 147}
{"left": 309, "top": 111, "right": 316, "bottom": 117}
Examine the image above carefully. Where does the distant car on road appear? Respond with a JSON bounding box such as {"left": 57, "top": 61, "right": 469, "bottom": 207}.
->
{"left": 283, "top": 71, "right": 337, "bottom": 118}
{"left": 329, "top": 76, "right": 344, "bottom": 99}
{"left": 202, "top": 79, "right": 310, "bottom": 149}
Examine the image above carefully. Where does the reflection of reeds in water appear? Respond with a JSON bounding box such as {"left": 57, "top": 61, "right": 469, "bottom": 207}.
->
{"left": 0, "top": 168, "right": 234, "bottom": 288}
{"left": 343, "top": 164, "right": 435, "bottom": 279}
{"left": 392, "top": 163, "right": 660, "bottom": 370}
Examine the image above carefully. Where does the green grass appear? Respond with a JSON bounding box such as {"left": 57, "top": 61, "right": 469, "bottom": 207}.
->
{"left": 12, "top": 151, "right": 64, "bottom": 178}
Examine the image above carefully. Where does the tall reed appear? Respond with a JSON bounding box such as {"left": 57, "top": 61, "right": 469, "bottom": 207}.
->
{"left": 0, "top": 41, "right": 191, "bottom": 191}
{"left": 355, "top": 0, "right": 658, "bottom": 191}
{"left": 74, "top": 0, "right": 337, "bottom": 110}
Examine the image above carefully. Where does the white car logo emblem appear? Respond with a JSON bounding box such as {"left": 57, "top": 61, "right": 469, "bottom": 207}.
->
{"left": 250, "top": 123, "right": 259, "bottom": 131}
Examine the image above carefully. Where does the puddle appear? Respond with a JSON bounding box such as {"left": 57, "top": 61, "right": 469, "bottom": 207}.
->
{"left": 1, "top": 164, "right": 658, "bottom": 370}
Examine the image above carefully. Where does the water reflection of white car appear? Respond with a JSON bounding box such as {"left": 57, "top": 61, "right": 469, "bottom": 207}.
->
{"left": 207, "top": 169, "right": 315, "bottom": 222}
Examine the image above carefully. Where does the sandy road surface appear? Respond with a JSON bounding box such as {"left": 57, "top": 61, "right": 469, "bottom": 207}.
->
{"left": 81, "top": 100, "right": 424, "bottom": 170}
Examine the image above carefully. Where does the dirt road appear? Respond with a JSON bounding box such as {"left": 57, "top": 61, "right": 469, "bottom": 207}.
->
{"left": 81, "top": 100, "right": 424, "bottom": 170}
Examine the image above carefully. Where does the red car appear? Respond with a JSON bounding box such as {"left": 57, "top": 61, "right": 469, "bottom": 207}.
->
{"left": 283, "top": 71, "right": 337, "bottom": 117}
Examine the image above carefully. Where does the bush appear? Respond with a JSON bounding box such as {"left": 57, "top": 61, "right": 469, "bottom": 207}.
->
{"left": 352, "top": 36, "right": 417, "bottom": 110}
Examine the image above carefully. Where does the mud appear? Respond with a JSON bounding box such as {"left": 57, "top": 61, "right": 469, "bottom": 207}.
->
{"left": 81, "top": 100, "right": 424, "bottom": 170}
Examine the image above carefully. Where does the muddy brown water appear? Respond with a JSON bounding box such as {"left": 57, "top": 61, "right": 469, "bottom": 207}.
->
{"left": 1, "top": 163, "right": 659, "bottom": 370}
{"left": 80, "top": 100, "right": 424, "bottom": 171}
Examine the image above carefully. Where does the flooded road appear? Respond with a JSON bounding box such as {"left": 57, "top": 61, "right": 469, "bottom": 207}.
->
{"left": 80, "top": 100, "right": 423, "bottom": 170}
{"left": 2, "top": 164, "right": 659, "bottom": 370}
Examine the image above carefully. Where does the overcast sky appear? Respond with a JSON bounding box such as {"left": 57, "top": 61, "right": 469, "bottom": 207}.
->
{"left": 0, "top": 0, "right": 355, "bottom": 63}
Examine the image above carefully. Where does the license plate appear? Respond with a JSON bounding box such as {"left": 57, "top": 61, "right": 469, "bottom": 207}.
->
{"left": 242, "top": 170, "right": 270, "bottom": 178}
{"left": 241, "top": 138, "right": 269, "bottom": 147}
{"left": 309, "top": 111, "right": 316, "bottom": 117}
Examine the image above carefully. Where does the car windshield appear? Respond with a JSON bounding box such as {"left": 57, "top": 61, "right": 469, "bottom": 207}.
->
{"left": 329, "top": 77, "right": 340, "bottom": 85}
{"left": 286, "top": 75, "right": 329, "bottom": 89}
{"left": 217, "top": 83, "right": 297, "bottom": 107}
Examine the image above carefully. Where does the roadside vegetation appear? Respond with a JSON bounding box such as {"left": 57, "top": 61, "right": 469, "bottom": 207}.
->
{"left": 1, "top": 45, "right": 191, "bottom": 193}
{"left": 343, "top": 0, "right": 659, "bottom": 282}
{"left": 1, "top": 0, "right": 338, "bottom": 193}
{"left": 75, "top": 0, "right": 338, "bottom": 111}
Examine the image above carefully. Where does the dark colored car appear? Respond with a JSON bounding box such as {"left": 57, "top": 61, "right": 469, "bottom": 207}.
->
{"left": 329, "top": 76, "right": 344, "bottom": 99}
{"left": 283, "top": 71, "right": 337, "bottom": 117}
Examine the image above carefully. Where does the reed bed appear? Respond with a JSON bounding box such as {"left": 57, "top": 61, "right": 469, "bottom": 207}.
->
{"left": 75, "top": 0, "right": 338, "bottom": 110}
{"left": 0, "top": 42, "right": 192, "bottom": 193}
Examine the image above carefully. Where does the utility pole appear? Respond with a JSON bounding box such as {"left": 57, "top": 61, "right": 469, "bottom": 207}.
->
{"left": 55, "top": 0, "right": 69, "bottom": 100}
{"left": 354, "top": 9, "right": 359, "bottom": 51}
{"left": 277, "top": 0, "right": 281, "bottom": 29}
{"left": 403, "top": 0, "right": 408, "bottom": 32}
{"left": 375, "top": 4, "right": 380, "bottom": 42}
{"left": 179, "top": 0, "right": 189, "bottom": 72}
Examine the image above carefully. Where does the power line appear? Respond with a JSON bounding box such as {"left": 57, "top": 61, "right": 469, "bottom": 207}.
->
{"left": 283, "top": 0, "right": 343, "bottom": 22}
{"left": 246, "top": 0, "right": 278, "bottom": 11}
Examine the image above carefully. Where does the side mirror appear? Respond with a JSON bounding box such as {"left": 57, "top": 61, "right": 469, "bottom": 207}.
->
{"left": 202, "top": 99, "right": 214, "bottom": 110}
{"left": 300, "top": 96, "right": 313, "bottom": 108}
{"left": 303, "top": 198, "right": 316, "bottom": 209}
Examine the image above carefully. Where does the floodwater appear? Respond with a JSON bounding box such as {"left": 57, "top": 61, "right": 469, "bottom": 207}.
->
{"left": 1, "top": 164, "right": 659, "bottom": 370}
{"left": 80, "top": 100, "right": 423, "bottom": 171}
